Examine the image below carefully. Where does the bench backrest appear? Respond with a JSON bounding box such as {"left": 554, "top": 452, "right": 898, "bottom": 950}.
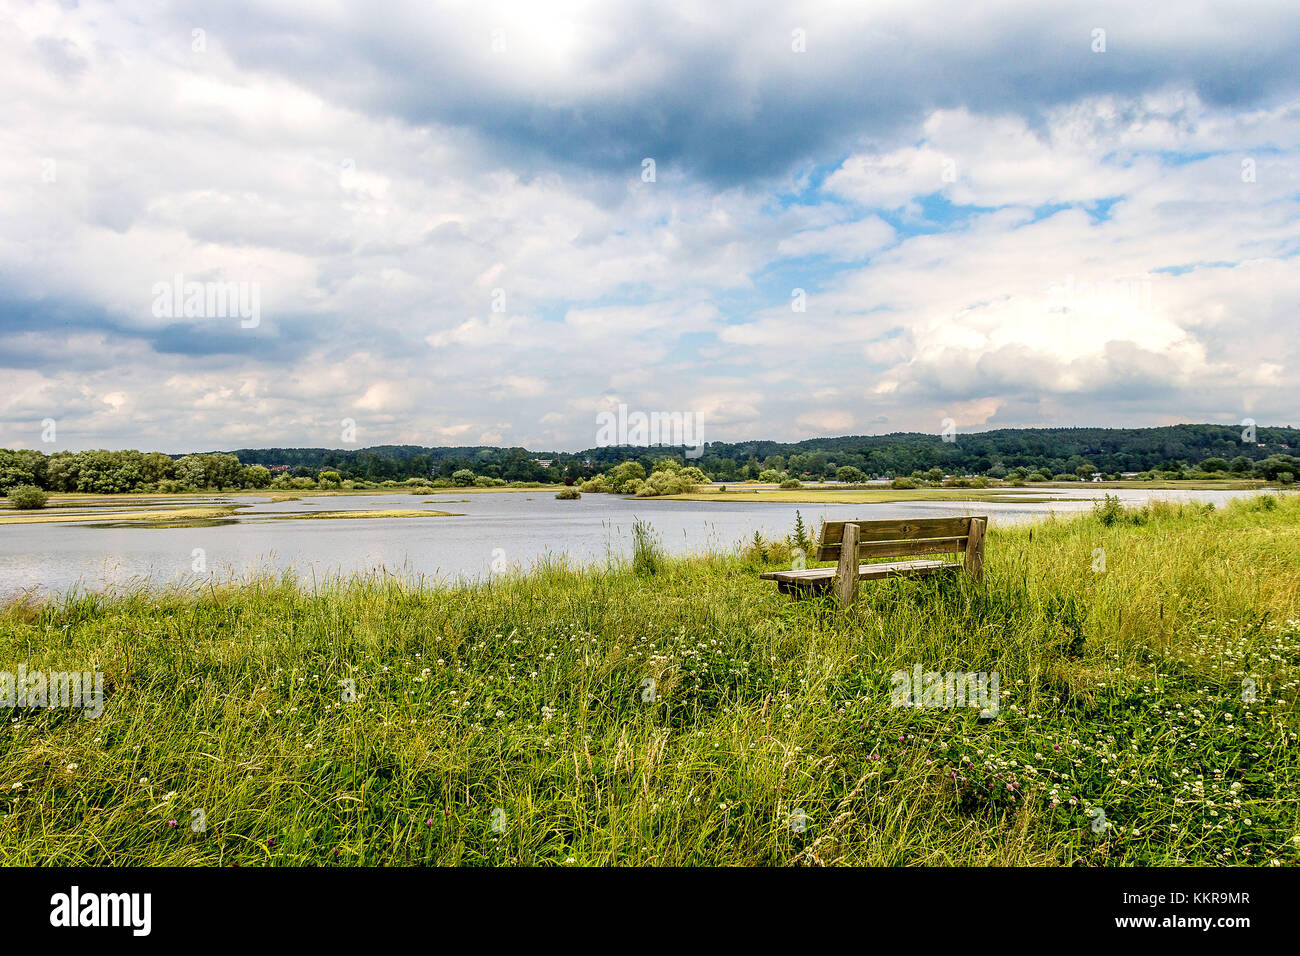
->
{"left": 816, "top": 516, "right": 985, "bottom": 562}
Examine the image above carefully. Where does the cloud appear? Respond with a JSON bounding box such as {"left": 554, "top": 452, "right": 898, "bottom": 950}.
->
{"left": 0, "top": 1, "right": 1298, "bottom": 452}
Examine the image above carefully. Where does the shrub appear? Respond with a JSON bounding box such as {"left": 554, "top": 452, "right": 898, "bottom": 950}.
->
{"left": 451, "top": 469, "right": 476, "bottom": 487}
{"left": 1278, "top": 472, "right": 1295, "bottom": 485}
{"left": 607, "top": 462, "right": 647, "bottom": 494}
{"left": 555, "top": 487, "right": 580, "bottom": 500}
{"left": 1093, "top": 493, "right": 1126, "bottom": 527}
{"left": 891, "top": 477, "right": 918, "bottom": 489}
{"left": 779, "top": 478, "right": 801, "bottom": 489}
{"left": 7, "top": 485, "right": 47, "bottom": 509}
{"left": 636, "top": 467, "right": 703, "bottom": 497}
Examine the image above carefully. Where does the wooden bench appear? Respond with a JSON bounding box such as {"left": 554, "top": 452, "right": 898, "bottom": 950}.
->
{"left": 759, "top": 516, "right": 987, "bottom": 605}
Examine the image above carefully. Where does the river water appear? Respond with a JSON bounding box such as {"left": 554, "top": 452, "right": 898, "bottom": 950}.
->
{"left": 0, "top": 486, "right": 1278, "bottom": 598}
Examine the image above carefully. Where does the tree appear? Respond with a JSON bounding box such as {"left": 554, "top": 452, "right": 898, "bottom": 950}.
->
{"left": 241, "top": 465, "right": 272, "bottom": 488}
{"left": 173, "top": 455, "right": 209, "bottom": 490}
{"left": 451, "top": 469, "right": 476, "bottom": 486}
{"left": 1075, "top": 463, "right": 1098, "bottom": 480}
{"left": 836, "top": 465, "right": 864, "bottom": 483}
{"left": 141, "top": 452, "right": 175, "bottom": 484}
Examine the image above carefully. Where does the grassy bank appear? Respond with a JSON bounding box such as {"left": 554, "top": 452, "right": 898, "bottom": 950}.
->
{"left": 1, "top": 495, "right": 1297, "bottom": 865}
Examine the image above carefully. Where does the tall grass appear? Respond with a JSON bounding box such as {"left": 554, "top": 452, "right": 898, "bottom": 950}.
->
{"left": 0, "top": 494, "right": 1297, "bottom": 865}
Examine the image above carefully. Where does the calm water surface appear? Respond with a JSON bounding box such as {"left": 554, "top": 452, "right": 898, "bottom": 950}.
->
{"left": 0, "top": 486, "right": 1278, "bottom": 598}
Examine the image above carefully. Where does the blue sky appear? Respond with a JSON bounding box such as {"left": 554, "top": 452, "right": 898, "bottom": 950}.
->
{"left": 2, "top": 0, "right": 1298, "bottom": 453}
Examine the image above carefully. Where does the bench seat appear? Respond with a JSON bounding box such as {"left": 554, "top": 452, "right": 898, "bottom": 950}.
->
{"left": 760, "top": 516, "right": 986, "bottom": 605}
{"left": 760, "top": 559, "right": 959, "bottom": 594}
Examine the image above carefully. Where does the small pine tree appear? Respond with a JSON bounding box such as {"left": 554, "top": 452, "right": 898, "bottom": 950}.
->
{"left": 792, "top": 510, "right": 811, "bottom": 554}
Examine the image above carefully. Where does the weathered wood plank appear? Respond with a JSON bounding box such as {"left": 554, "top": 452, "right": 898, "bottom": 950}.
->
{"left": 815, "top": 517, "right": 975, "bottom": 559}
{"left": 834, "top": 522, "right": 860, "bottom": 606}
{"left": 854, "top": 536, "right": 968, "bottom": 560}
{"left": 761, "top": 559, "right": 961, "bottom": 584}
{"left": 963, "top": 516, "right": 986, "bottom": 582}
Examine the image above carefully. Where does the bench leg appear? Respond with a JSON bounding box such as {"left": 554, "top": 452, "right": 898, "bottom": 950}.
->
{"left": 964, "top": 517, "right": 986, "bottom": 582}
{"left": 834, "top": 522, "right": 860, "bottom": 607}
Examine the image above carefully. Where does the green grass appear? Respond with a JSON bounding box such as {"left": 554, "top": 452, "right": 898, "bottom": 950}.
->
{"left": 1, "top": 494, "right": 1297, "bottom": 865}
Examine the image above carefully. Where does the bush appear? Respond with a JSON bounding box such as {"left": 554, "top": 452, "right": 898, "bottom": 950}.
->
{"left": 605, "top": 461, "right": 647, "bottom": 494}
{"left": 636, "top": 467, "right": 704, "bottom": 497}
{"left": 1278, "top": 472, "right": 1295, "bottom": 485}
{"left": 7, "top": 485, "right": 47, "bottom": 509}
{"left": 1093, "top": 493, "right": 1126, "bottom": 527}
{"left": 451, "top": 469, "right": 476, "bottom": 487}
{"left": 555, "top": 487, "right": 581, "bottom": 500}
{"left": 891, "top": 477, "right": 918, "bottom": 489}
{"left": 779, "top": 478, "right": 801, "bottom": 489}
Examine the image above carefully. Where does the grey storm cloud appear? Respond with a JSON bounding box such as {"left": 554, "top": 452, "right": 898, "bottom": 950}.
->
{"left": 170, "top": 0, "right": 1300, "bottom": 183}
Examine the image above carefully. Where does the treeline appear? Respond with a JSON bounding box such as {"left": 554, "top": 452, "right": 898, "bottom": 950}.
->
{"left": 1, "top": 423, "right": 1297, "bottom": 495}
{"left": 661, "top": 423, "right": 1300, "bottom": 481}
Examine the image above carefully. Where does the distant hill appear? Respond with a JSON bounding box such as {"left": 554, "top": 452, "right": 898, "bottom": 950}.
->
{"left": 223, "top": 423, "right": 1299, "bottom": 482}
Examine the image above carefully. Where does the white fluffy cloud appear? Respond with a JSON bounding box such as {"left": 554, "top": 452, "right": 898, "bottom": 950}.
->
{"left": 1, "top": 1, "right": 1298, "bottom": 452}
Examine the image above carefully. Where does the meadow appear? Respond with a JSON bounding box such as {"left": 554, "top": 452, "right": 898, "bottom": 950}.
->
{"left": 0, "top": 493, "right": 1297, "bottom": 865}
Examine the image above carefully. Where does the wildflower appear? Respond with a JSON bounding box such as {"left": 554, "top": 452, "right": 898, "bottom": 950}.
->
{"left": 65, "top": 763, "right": 77, "bottom": 773}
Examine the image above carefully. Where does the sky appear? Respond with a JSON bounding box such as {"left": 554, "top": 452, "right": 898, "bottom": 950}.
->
{"left": 1, "top": 0, "right": 1298, "bottom": 454}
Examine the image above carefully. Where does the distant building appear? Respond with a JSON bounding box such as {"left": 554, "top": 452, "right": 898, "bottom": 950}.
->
{"left": 532, "top": 459, "right": 554, "bottom": 468}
